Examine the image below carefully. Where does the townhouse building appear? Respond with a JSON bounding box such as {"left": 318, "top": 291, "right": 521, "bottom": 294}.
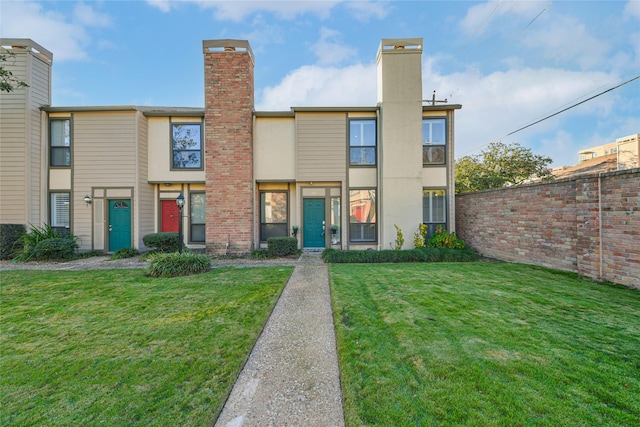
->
{"left": 0, "top": 37, "right": 460, "bottom": 254}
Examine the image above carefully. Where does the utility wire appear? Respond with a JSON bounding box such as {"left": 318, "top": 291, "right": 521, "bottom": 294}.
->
{"left": 458, "top": 74, "right": 640, "bottom": 157}
{"left": 503, "top": 74, "right": 639, "bottom": 138}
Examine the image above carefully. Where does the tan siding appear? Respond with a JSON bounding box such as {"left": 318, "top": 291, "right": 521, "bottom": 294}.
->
{"left": 28, "top": 57, "right": 50, "bottom": 225}
{"left": 136, "top": 112, "right": 155, "bottom": 247}
{"left": 296, "top": 112, "right": 347, "bottom": 181}
{"left": 73, "top": 112, "right": 138, "bottom": 248}
{"left": 73, "top": 112, "right": 138, "bottom": 186}
{"left": 0, "top": 49, "right": 50, "bottom": 226}
{"left": 0, "top": 53, "right": 28, "bottom": 223}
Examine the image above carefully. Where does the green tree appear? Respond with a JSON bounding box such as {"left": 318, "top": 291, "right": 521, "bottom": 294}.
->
{"left": 1, "top": 51, "right": 29, "bottom": 93}
{"left": 455, "top": 142, "right": 553, "bottom": 193}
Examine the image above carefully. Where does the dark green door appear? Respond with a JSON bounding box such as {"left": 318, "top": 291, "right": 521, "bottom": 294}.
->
{"left": 109, "top": 200, "right": 131, "bottom": 252}
{"left": 303, "top": 199, "right": 325, "bottom": 248}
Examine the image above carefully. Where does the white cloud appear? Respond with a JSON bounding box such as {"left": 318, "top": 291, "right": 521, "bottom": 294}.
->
{"left": 146, "top": 0, "right": 341, "bottom": 21}
{"left": 521, "top": 15, "right": 609, "bottom": 70}
{"left": 310, "top": 28, "right": 357, "bottom": 65}
{"left": 438, "top": 65, "right": 619, "bottom": 166}
{"left": 73, "top": 2, "right": 112, "bottom": 27}
{"left": 624, "top": 0, "right": 640, "bottom": 20}
{"left": 1, "top": 1, "right": 111, "bottom": 61}
{"left": 459, "top": 0, "right": 540, "bottom": 37}
{"left": 256, "top": 63, "right": 376, "bottom": 110}
{"left": 345, "top": 1, "right": 391, "bottom": 22}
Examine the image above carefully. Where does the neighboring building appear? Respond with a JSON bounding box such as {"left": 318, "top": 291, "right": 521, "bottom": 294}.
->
{"left": 0, "top": 38, "right": 461, "bottom": 254}
{"left": 551, "top": 154, "right": 618, "bottom": 180}
{"left": 578, "top": 134, "right": 639, "bottom": 170}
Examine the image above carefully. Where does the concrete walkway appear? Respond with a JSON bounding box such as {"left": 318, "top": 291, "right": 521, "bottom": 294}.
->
{"left": 215, "top": 252, "right": 345, "bottom": 427}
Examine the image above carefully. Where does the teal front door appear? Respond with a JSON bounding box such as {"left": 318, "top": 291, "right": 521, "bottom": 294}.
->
{"left": 109, "top": 200, "right": 131, "bottom": 252}
{"left": 303, "top": 199, "right": 325, "bottom": 248}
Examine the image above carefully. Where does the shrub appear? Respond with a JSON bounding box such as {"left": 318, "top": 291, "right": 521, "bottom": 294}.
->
{"left": 413, "top": 224, "right": 428, "bottom": 249}
{"left": 142, "top": 232, "right": 180, "bottom": 253}
{"left": 14, "top": 224, "right": 63, "bottom": 262}
{"left": 392, "top": 224, "right": 404, "bottom": 250}
{"left": 111, "top": 247, "right": 139, "bottom": 260}
{"left": 30, "top": 237, "right": 78, "bottom": 261}
{"left": 146, "top": 252, "right": 212, "bottom": 278}
{"left": 249, "top": 248, "right": 269, "bottom": 259}
{"left": 267, "top": 237, "right": 298, "bottom": 257}
{"left": 321, "top": 247, "right": 479, "bottom": 264}
{"left": 0, "top": 224, "right": 25, "bottom": 260}
{"left": 427, "top": 225, "right": 466, "bottom": 249}
{"left": 77, "top": 250, "right": 106, "bottom": 259}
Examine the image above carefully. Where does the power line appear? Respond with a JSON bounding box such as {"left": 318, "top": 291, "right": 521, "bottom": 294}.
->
{"left": 458, "top": 74, "right": 640, "bottom": 157}
{"left": 504, "top": 74, "right": 640, "bottom": 138}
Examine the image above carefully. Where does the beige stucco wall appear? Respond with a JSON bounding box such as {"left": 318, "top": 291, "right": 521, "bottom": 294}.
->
{"left": 377, "top": 40, "right": 424, "bottom": 249}
{"left": 254, "top": 117, "right": 296, "bottom": 180}
{"left": 147, "top": 116, "right": 205, "bottom": 183}
{"left": 349, "top": 168, "right": 377, "bottom": 188}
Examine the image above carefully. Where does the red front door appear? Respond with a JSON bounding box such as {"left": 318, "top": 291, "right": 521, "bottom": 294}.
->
{"left": 161, "top": 200, "right": 180, "bottom": 232}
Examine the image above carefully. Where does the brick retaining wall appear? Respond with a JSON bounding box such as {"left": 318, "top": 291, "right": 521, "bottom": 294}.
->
{"left": 455, "top": 168, "right": 639, "bottom": 288}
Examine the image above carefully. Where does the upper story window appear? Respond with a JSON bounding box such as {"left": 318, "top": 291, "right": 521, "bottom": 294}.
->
{"left": 349, "top": 119, "right": 376, "bottom": 166}
{"left": 422, "top": 118, "right": 446, "bottom": 165}
{"left": 50, "top": 119, "right": 71, "bottom": 167}
{"left": 172, "top": 123, "right": 202, "bottom": 169}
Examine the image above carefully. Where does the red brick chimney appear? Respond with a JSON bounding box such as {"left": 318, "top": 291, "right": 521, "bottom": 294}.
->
{"left": 203, "top": 40, "right": 255, "bottom": 255}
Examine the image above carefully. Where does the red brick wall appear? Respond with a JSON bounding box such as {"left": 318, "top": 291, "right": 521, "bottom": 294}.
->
{"left": 204, "top": 48, "right": 255, "bottom": 255}
{"left": 456, "top": 169, "right": 639, "bottom": 288}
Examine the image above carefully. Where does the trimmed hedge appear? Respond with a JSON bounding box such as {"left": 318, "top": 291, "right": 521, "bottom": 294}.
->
{"left": 321, "top": 247, "right": 479, "bottom": 263}
{"left": 267, "top": 237, "right": 298, "bottom": 257}
{"left": 142, "top": 232, "right": 180, "bottom": 253}
{"left": 0, "top": 224, "right": 25, "bottom": 260}
{"left": 111, "top": 247, "right": 140, "bottom": 260}
{"left": 146, "top": 252, "right": 212, "bottom": 277}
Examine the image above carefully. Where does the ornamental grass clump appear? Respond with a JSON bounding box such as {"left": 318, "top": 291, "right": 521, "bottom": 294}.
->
{"left": 146, "top": 252, "right": 212, "bottom": 277}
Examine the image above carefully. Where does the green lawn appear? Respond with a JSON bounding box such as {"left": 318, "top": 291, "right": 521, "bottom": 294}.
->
{"left": 1, "top": 266, "right": 293, "bottom": 426}
{"left": 330, "top": 262, "right": 640, "bottom": 426}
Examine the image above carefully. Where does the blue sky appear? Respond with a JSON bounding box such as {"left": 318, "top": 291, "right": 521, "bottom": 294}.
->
{"left": 2, "top": 0, "right": 639, "bottom": 167}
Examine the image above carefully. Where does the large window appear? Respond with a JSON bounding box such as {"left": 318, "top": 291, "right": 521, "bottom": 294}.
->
{"left": 172, "top": 123, "right": 202, "bottom": 169}
{"left": 190, "top": 192, "right": 206, "bottom": 243}
{"left": 350, "top": 119, "right": 376, "bottom": 166}
{"left": 50, "top": 192, "right": 70, "bottom": 236}
{"left": 423, "top": 189, "right": 447, "bottom": 237}
{"left": 50, "top": 119, "right": 71, "bottom": 167}
{"left": 422, "top": 118, "right": 446, "bottom": 165}
{"left": 260, "top": 192, "right": 288, "bottom": 241}
{"left": 349, "top": 189, "right": 376, "bottom": 242}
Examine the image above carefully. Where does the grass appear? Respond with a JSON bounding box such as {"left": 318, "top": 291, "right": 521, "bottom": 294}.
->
{"left": 1, "top": 266, "right": 293, "bottom": 426}
{"left": 330, "top": 262, "right": 640, "bottom": 426}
